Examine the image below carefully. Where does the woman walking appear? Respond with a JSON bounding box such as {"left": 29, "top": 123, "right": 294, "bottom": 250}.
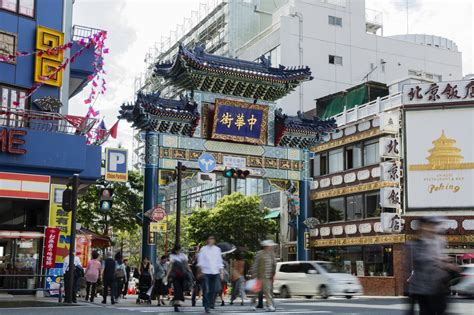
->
{"left": 84, "top": 251, "right": 102, "bottom": 303}
{"left": 137, "top": 257, "right": 154, "bottom": 304}
{"left": 230, "top": 251, "right": 246, "bottom": 306}
{"left": 154, "top": 255, "right": 168, "bottom": 306}
{"left": 167, "top": 245, "right": 190, "bottom": 312}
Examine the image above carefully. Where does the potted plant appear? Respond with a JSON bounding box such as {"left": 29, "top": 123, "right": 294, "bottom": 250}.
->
{"left": 382, "top": 265, "right": 388, "bottom": 277}
{"left": 368, "top": 265, "right": 375, "bottom": 276}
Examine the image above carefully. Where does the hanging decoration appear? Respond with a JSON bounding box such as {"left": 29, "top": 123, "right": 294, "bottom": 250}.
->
{"left": 0, "top": 30, "right": 109, "bottom": 107}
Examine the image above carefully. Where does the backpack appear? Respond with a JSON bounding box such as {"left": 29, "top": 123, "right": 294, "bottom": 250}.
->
{"left": 115, "top": 262, "right": 126, "bottom": 279}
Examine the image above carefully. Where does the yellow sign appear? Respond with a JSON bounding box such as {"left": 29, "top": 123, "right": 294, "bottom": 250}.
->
{"left": 150, "top": 222, "right": 167, "bottom": 233}
{"left": 311, "top": 181, "right": 398, "bottom": 200}
{"left": 34, "top": 26, "right": 64, "bottom": 87}
{"left": 311, "top": 234, "right": 406, "bottom": 248}
{"left": 311, "top": 128, "right": 382, "bottom": 153}
{"left": 48, "top": 184, "right": 71, "bottom": 266}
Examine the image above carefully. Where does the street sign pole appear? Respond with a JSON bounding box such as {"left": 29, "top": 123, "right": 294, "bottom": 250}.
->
{"left": 65, "top": 174, "right": 79, "bottom": 304}
{"left": 175, "top": 161, "right": 182, "bottom": 248}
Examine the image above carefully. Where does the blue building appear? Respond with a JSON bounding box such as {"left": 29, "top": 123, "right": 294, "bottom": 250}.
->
{"left": 0, "top": 0, "right": 102, "bottom": 290}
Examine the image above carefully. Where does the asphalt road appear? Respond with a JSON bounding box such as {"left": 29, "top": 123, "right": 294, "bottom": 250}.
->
{"left": 1, "top": 297, "right": 473, "bottom": 315}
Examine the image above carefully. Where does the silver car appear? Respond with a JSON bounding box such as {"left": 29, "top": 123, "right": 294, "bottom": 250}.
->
{"left": 451, "top": 264, "right": 474, "bottom": 297}
{"left": 273, "top": 261, "right": 363, "bottom": 299}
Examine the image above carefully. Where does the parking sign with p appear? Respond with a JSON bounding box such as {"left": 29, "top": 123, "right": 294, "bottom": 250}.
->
{"left": 105, "top": 148, "right": 128, "bottom": 182}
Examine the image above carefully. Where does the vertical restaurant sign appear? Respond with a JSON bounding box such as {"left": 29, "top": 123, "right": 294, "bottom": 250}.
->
{"left": 105, "top": 148, "right": 128, "bottom": 182}
{"left": 43, "top": 227, "right": 60, "bottom": 269}
{"left": 211, "top": 98, "right": 268, "bottom": 145}
{"left": 48, "top": 184, "right": 71, "bottom": 267}
{"left": 35, "top": 26, "right": 64, "bottom": 87}
{"left": 406, "top": 108, "right": 474, "bottom": 208}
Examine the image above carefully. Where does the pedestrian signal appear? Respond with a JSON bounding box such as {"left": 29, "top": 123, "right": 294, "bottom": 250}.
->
{"left": 99, "top": 188, "right": 114, "bottom": 212}
{"left": 223, "top": 168, "right": 250, "bottom": 179}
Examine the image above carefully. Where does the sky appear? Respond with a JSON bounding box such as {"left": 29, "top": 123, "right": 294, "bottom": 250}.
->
{"left": 70, "top": 0, "right": 474, "bottom": 153}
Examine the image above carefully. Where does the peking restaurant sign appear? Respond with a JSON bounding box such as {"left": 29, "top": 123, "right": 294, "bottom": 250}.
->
{"left": 211, "top": 98, "right": 268, "bottom": 145}
{"left": 0, "top": 128, "right": 27, "bottom": 155}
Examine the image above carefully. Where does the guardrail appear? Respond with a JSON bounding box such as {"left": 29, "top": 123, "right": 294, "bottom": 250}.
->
{"left": 0, "top": 274, "right": 63, "bottom": 303}
{"left": 332, "top": 92, "right": 402, "bottom": 127}
{"left": 72, "top": 25, "right": 105, "bottom": 41}
{"left": 0, "top": 106, "right": 97, "bottom": 136}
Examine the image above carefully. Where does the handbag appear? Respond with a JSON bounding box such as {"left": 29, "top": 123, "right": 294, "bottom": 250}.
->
{"left": 244, "top": 278, "right": 262, "bottom": 293}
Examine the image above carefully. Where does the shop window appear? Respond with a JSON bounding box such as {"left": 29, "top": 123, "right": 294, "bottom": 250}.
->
{"left": 363, "top": 139, "right": 379, "bottom": 166}
{"left": 312, "top": 200, "right": 328, "bottom": 223}
{"left": 345, "top": 144, "right": 362, "bottom": 170}
{"left": 0, "top": 31, "right": 16, "bottom": 63}
{"left": 365, "top": 191, "right": 381, "bottom": 218}
{"left": 364, "top": 245, "right": 393, "bottom": 276}
{"left": 329, "top": 148, "right": 343, "bottom": 173}
{"left": 328, "top": 197, "right": 344, "bottom": 222}
{"left": 346, "top": 194, "right": 363, "bottom": 221}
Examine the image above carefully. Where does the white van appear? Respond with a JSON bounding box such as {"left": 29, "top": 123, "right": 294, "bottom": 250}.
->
{"left": 273, "top": 261, "right": 363, "bottom": 299}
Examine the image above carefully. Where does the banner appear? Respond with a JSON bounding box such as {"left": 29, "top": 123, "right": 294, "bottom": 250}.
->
{"left": 406, "top": 108, "right": 474, "bottom": 208}
{"left": 48, "top": 184, "right": 71, "bottom": 267}
{"left": 211, "top": 98, "right": 268, "bottom": 145}
{"left": 43, "top": 227, "right": 60, "bottom": 269}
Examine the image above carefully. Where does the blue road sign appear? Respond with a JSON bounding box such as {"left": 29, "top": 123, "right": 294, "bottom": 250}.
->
{"left": 198, "top": 152, "right": 216, "bottom": 173}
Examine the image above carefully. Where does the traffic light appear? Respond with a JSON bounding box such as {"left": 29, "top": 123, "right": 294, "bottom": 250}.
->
{"left": 223, "top": 168, "right": 250, "bottom": 179}
{"left": 99, "top": 188, "right": 114, "bottom": 212}
{"left": 62, "top": 187, "right": 73, "bottom": 212}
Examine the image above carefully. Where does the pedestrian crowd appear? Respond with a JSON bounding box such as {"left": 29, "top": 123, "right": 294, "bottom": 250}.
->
{"left": 65, "top": 235, "right": 279, "bottom": 313}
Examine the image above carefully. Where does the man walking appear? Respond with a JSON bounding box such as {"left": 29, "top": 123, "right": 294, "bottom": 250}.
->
{"left": 102, "top": 252, "right": 116, "bottom": 305}
{"left": 251, "top": 240, "right": 277, "bottom": 312}
{"left": 197, "top": 235, "right": 223, "bottom": 313}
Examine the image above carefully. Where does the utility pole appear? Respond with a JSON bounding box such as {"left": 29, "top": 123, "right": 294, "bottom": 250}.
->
{"left": 65, "top": 174, "right": 79, "bottom": 304}
{"left": 175, "top": 161, "right": 183, "bottom": 247}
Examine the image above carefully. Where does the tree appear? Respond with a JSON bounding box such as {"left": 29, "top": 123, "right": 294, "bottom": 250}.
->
{"left": 77, "top": 171, "right": 144, "bottom": 235}
{"left": 186, "top": 193, "right": 277, "bottom": 253}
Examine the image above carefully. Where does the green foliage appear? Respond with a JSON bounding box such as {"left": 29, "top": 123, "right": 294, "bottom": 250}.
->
{"left": 114, "top": 227, "right": 142, "bottom": 267}
{"left": 77, "top": 171, "right": 144, "bottom": 234}
{"left": 185, "top": 193, "right": 277, "bottom": 253}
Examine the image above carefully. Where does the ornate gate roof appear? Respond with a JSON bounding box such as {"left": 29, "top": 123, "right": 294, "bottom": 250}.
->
{"left": 154, "top": 43, "right": 312, "bottom": 101}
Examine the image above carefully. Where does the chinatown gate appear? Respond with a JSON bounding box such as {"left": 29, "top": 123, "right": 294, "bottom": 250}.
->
{"left": 120, "top": 44, "right": 336, "bottom": 264}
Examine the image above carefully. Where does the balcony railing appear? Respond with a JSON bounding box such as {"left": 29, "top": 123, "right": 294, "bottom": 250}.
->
{"left": 0, "top": 106, "right": 97, "bottom": 137}
{"left": 332, "top": 92, "right": 402, "bottom": 127}
{"left": 72, "top": 25, "right": 105, "bottom": 41}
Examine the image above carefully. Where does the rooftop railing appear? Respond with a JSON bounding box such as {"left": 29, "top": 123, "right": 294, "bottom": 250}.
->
{"left": 72, "top": 25, "right": 105, "bottom": 41}
{"left": 0, "top": 106, "right": 97, "bottom": 137}
{"left": 331, "top": 92, "right": 402, "bottom": 127}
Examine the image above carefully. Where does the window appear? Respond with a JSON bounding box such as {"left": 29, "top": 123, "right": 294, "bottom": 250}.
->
{"left": 328, "top": 148, "right": 343, "bottom": 173}
{"left": 363, "top": 139, "right": 379, "bottom": 166}
{"left": 328, "top": 197, "right": 344, "bottom": 222}
{"left": 280, "top": 263, "right": 299, "bottom": 273}
{"left": 345, "top": 144, "right": 362, "bottom": 169}
{"left": 0, "top": 0, "right": 34, "bottom": 17}
{"left": 298, "top": 263, "right": 316, "bottom": 273}
{"left": 346, "top": 195, "right": 363, "bottom": 221}
{"left": 365, "top": 192, "right": 380, "bottom": 218}
{"left": 19, "top": 0, "right": 34, "bottom": 17}
{"left": 328, "top": 15, "right": 342, "bottom": 26}
{"left": 0, "top": 31, "right": 16, "bottom": 63}
{"left": 312, "top": 200, "right": 328, "bottom": 223}
{"left": 1, "top": 85, "right": 27, "bottom": 127}
{"left": 329, "top": 55, "right": 343, "bottom": 65}
{"left": 314, "top": 153, "right": 328, "bottom": 176}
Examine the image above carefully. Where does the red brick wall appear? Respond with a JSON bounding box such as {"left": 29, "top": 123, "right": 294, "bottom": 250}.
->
{"left": 358, "top": 276, "right": 396, "bottom": 296}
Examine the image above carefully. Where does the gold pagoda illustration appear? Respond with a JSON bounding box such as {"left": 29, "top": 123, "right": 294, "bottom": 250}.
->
{"left": 409, "top": 130, "right": 474, "bottom": 171}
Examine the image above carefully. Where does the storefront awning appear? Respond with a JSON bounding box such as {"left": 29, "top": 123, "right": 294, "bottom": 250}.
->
{"left": 264, "top": 210, "right": 281, "bottom": 220}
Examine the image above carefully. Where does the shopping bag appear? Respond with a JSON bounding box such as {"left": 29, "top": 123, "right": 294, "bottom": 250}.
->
{"left": 244, "top": 278, "right": 262, "bottom": 293}
{"left": 146, "top": 285, "right": 153, "bottom": 296}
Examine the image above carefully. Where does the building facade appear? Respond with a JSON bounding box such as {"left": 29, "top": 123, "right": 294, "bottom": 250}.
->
{"left": 0, "top": 0, "right": 102, "bottom": 291}
{"left": 307, "top": 78, "right": 474, "bottom": 295}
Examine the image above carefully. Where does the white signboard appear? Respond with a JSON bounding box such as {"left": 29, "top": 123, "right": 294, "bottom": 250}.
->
{"left": 402, "top": 80, "right": 474, "bottom": 105}
{"left": 406, "top": 108, "right": 474, "bottom": 208}
{"left": 223, "top": 156, "right": 246, "bottom": 168}
{"left": 380, "top": 187, "right": 401, "bottom": 208}
{"left": 380, "top": 213, "right": 404, "bottom": 233}
{"left": 380, "top": 161, "right": 401, "bottom": 182}
{"left": 379, "top": 111, "right": 399, "bottom": 134}
{"left": 379, "top": 137, "right": 400, "bottom": 159}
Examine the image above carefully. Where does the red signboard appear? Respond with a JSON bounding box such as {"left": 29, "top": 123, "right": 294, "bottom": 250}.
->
{"left": 145, "top": 206, "right": 167, "bottom": 222}
{"left": 43, "top": 227, "right": 60, "bottom": 268}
